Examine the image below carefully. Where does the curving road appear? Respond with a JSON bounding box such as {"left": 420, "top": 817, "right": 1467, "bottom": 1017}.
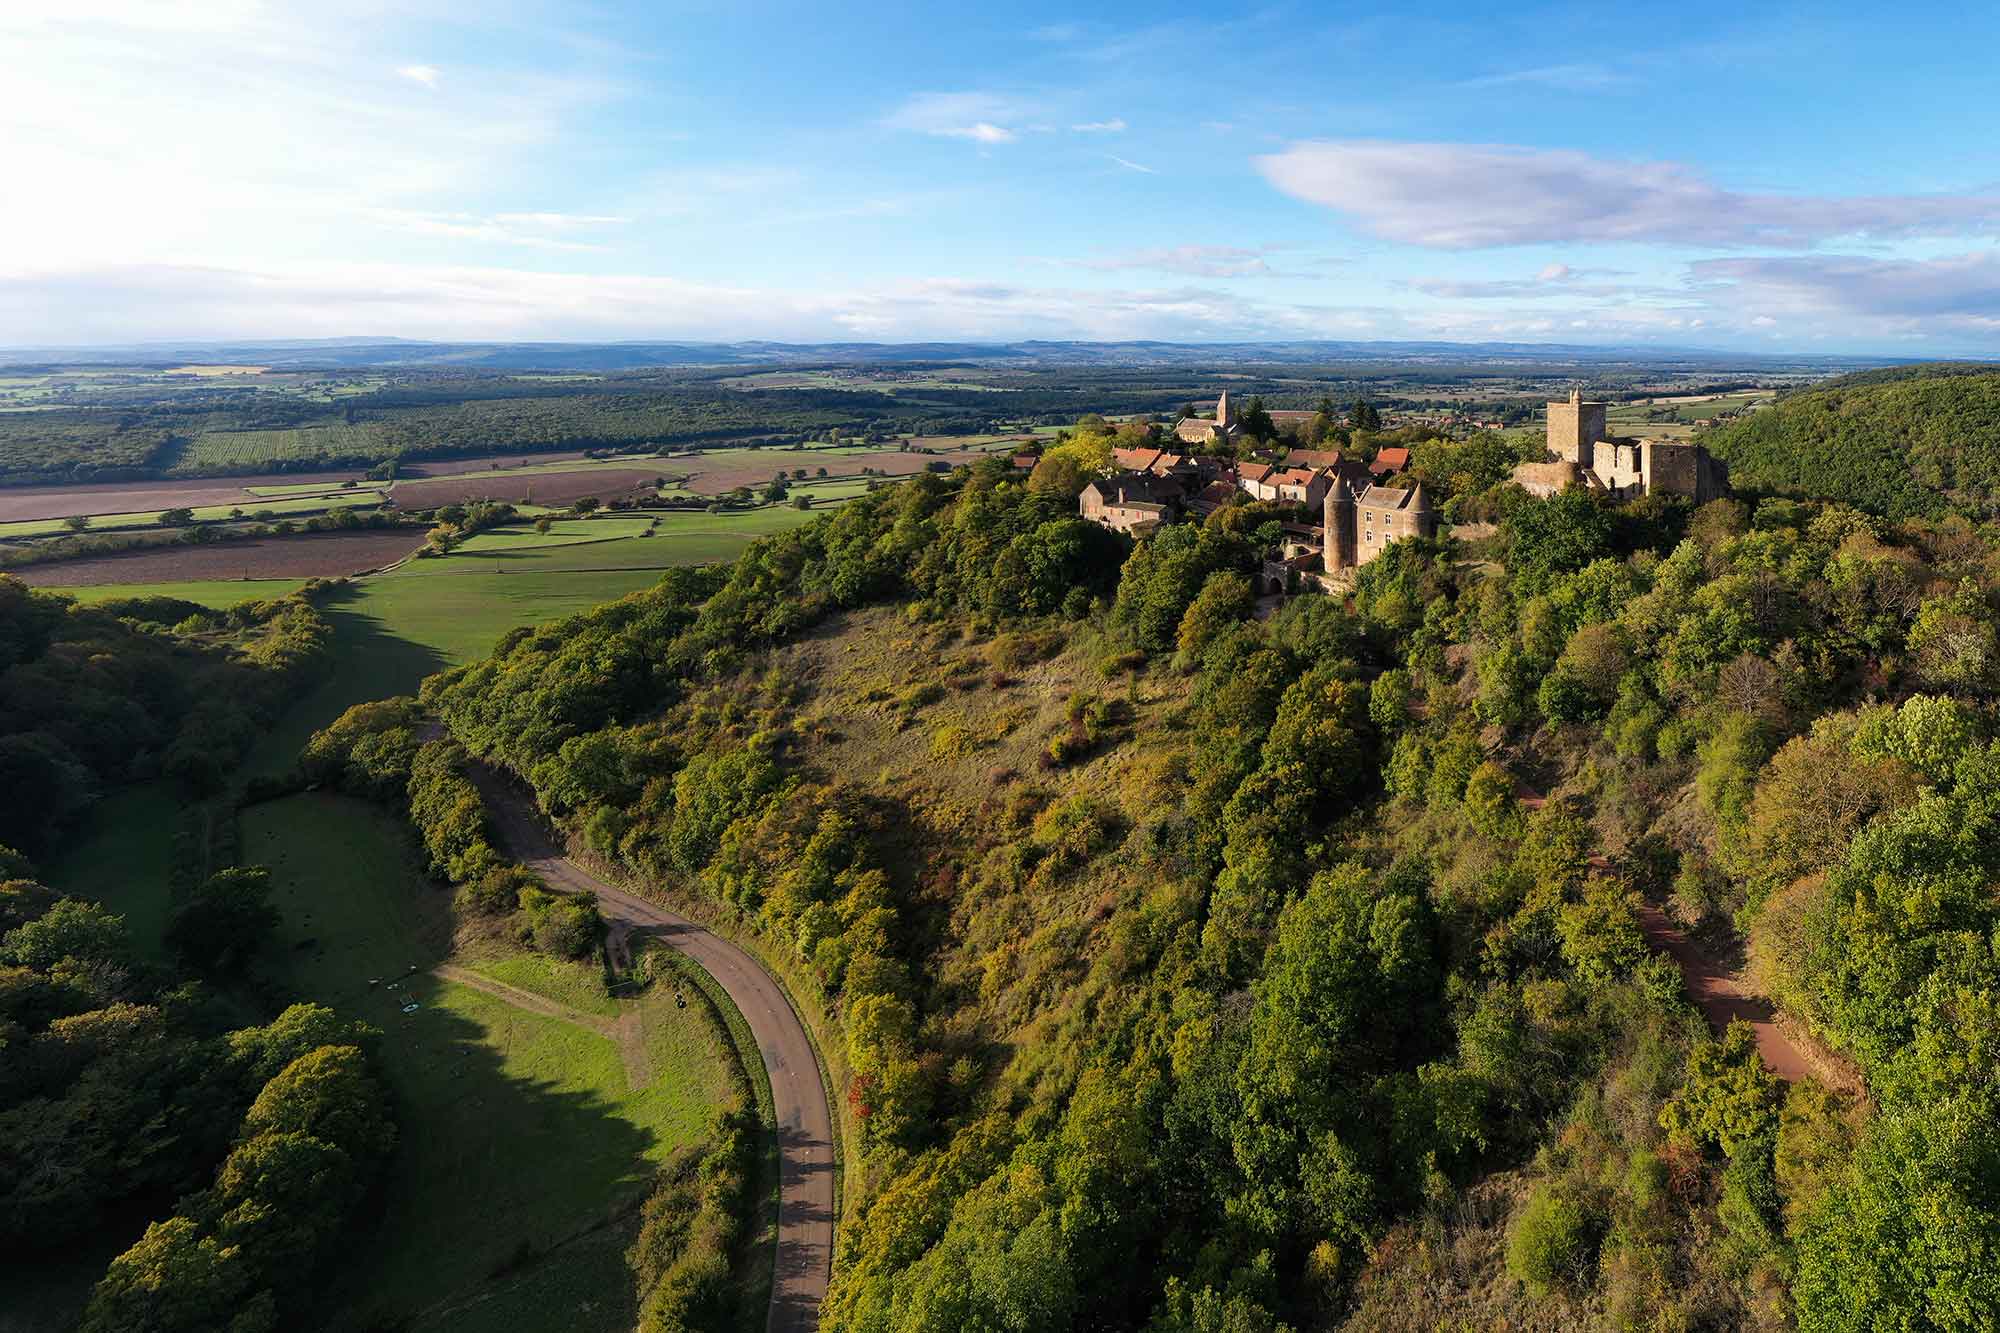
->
{"left": 477, "top": 774, "right": 835, "bottom": 1333}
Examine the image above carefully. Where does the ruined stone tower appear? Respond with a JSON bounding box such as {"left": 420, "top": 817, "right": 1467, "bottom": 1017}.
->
{"left": 1546, "top": 387, "right": 1608, "bottom": 468}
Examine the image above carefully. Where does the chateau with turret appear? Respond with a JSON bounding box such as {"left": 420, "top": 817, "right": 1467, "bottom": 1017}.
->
{"left": 1323, "top": 477, "right": 1437, "bottom": 577}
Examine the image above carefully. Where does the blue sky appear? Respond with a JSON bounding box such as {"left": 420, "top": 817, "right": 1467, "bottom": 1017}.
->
{"left": 4, "top": 0, "right": 1998, "bottom": 352}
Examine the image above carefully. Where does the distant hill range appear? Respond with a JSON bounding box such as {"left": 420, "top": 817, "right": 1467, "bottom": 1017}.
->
{"left": 0, "top": 336, "right": 1902, "bottom": 374}
{"left": 1703, "top": 362, "right": 2000, "bottom": 519}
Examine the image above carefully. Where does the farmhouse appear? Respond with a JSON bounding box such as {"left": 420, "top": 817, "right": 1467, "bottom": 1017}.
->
{"left": 1079, "top": 472, "right": 1183, "bottom": 534}
{"left": 1369, "top": 446, "right": 1411, "bottom": 478}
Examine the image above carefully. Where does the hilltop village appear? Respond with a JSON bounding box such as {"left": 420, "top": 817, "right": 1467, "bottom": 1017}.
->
{"left": 1074, "top": 389, "right": 1729, "bottom": 594}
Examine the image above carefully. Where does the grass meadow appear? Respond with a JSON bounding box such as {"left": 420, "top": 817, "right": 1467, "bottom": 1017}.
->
{"left": 0, "top": 492, "right": 383, "bottom": 538}
{"left": 247, "top": 794, "right": 738, "bottom": 1332}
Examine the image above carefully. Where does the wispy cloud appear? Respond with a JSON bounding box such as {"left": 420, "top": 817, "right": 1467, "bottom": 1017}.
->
{"left": 945, "top": 122, "right": 1015, "bottom": 144}
{"left": 1460, "top": 63, "right": 1627, "bottom": 91}
{"left": 882, "top": 91, "right": 1036, "bottom": 144}
{"left": 1072, "top": 118, "right": 1127, "bottom": 133}
{"left": 1408, "top": 263, "right": 1641, "bottom": 300}
{"left": 1057, "top": 245, "right": 1291, "bottom": 279}
{"left": 1691, "top": 251, "right": 2000, "bottom": 331}
{"left": 1105, "top": 154, "right": 1155, "bottom": 174}
{"left": 1256, "top": 140, "right": 2000, "bottom": 249}
{"left": 363, "top": 209, "right": 623, "bottom": 250}
{"left": 0, "top": 259, "right": 1391, "bottom": 344}
{"left": 395, "top": 63, "right": 440, "bottom": 88}
{"left": 492, "top": 211, "right": 627, "bottom": 228}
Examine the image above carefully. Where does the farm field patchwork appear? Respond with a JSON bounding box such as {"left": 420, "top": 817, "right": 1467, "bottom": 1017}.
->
{"left": 0, "top": 492, "right": 382, "bottom": 537}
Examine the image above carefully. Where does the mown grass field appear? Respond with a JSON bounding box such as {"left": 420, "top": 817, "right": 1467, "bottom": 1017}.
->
{"left": 451, "top": 515, "right": 657, "bottom": 552}
{"left": 245, "top": 793, "right": 737, "bottom": 1332}
{"left": 0, "top": 492, "right": 382, "bottom": 538}
{"left": 56, "top": 578, "right": 306, "bottom": 607}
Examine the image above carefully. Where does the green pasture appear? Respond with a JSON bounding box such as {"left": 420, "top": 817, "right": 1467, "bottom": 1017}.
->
{"left": 46, "top": 783, "right": 185, "bottom": 960}
{"left": 0, "top": 494, "right": 381, "bottom": 538}
{"left": 241, "top": 479, "right": 390, "bottom": 498}
{"left": 451, "top": 516, "right": 656, "bottom": 553}
{"left": 245, "top": 794, "right": 736, "bottom": 1332}
{"left": 56, "top": 578, "right": 306, "bottom": 608}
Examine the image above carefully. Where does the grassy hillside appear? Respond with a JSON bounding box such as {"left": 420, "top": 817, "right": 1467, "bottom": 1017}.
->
{"left": 1701, "top": 362, "right": 2000, "bottom": 518}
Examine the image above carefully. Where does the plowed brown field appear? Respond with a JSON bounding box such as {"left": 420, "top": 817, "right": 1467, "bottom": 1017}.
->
{"left": 17, "top": 529, "right": 423, "bottom": 586}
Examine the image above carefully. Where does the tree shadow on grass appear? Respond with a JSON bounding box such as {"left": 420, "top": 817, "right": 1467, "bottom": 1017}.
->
{"left": 246, "top": 794, "right": 658, "bottom": 1332}
{"left": 247, "top": 597, "right": 453, "bottom": 778}
{"left": 320, "top": 978, "right": 658, "bottom": 1333}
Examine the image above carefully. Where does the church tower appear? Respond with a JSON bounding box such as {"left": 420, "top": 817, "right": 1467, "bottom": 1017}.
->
{"left": 1215, "top": 390, "right": 1233, "bottom": 428}
{"left": 1322, "top": 476, "right": 1356, "bottom": 572}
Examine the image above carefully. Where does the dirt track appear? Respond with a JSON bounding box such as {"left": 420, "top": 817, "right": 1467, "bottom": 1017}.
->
{"left": 1635, "top": 904, "right": 1813, "bottom": 1081}
{"left": 475, "top": 773, "right": 834, "bottom": 1333}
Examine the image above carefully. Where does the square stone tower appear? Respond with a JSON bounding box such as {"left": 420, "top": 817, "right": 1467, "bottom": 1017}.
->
{"left": 1546, "top": 389, "right": 1608, "bottom": 468}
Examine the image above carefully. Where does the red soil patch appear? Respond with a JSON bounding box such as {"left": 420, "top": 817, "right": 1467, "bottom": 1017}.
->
{"left": 1634, "top": 904, "right": 1813, "bottom": 1082}
{"left": 16, "top": 529, "right": 424, "bottom": 586}
{"left": 670, "top": 448, "right": 989, "bottom": 495}
{"left": 399, "top": 451, "right": 592, "bottom": 478}
{"left": 389, "top": 468, "right": 663, "bottom": 510}
{"left": 0, "top": 470, "right": 372, "bottom": 523}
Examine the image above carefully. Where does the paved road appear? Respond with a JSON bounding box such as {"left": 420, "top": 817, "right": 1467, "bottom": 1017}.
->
{"left": 477, "top": 776, "right": 835, "bottom": 1333}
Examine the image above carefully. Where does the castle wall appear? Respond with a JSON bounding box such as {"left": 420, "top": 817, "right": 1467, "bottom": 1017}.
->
{"left": 1641, "top": 442, "right": 1726, "bottom": 504}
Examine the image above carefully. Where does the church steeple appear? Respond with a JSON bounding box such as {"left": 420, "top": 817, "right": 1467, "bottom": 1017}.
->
{"left": 1215, "top": 390, "right": 1232, "bottom": 427}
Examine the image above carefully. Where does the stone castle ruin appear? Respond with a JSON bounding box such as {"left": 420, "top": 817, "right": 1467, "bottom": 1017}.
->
{"left": 1521, "top": 389, "right": 1728, "bottom": 504}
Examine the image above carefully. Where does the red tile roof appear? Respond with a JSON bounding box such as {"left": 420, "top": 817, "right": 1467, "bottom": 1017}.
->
{"left": 1370, "top": 446, "right": 1411, "bottom": 475}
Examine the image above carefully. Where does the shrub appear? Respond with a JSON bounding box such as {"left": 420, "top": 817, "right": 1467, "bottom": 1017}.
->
{"left": 518, "top": 887, "right": 603, "bottom": 959}
{"left": 1506, "top": 1186, "right": 1597, "bottom": 1295}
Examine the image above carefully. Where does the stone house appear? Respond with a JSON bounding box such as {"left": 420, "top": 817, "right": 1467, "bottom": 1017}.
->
{"left": 1079, "top": 472, "right": 1183, "bottom": 534}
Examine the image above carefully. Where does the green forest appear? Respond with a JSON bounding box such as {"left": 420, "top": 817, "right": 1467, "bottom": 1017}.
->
{"left": 9, "top": 377, "right": 2000, "bottom": 1329}
{"left": 1704, "top": 365, "right": 2000, "bottom": 520}
{"left": 363, "top": 451, "right": 2000, "bottom": 1330}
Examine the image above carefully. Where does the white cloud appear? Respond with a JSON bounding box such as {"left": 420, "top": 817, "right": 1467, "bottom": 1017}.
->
{"left": 1691, "top": 251, "right": 2000, "bottom": 334}
{"left": 396, "top": 63, "right": 440, "bottom": 88}
{"left": 1408, "top": 264, "right": 1643, "bottom": 300}
{"left": 882, "top": 91, "right": 1036, "bottom": 144}
{"left": 1072, "top": 118, "right": 1127, "bottom": 133}
{"left": 1060, "top": 245, "right": 1280, "bottom": 279}
{"left": 942, "top": 122, "right": 1016, "bottom": 144}
{"left": 0, "top": 3, "right": 627, "bottom": 269}
{"left": 1105, "top": 154, "right": 1155, "bottom": 174}
{"left": 1460, "top": 63, "right": 1626, "bottom": 91}
{"left": 492, "top": 212, "right": 628, "bottom": 228}
{"left": 0, "top": 258, "right": 1388, "bottom": 345}
{"left": 1256, "top": 140, "right": 2000, "bottom": 249}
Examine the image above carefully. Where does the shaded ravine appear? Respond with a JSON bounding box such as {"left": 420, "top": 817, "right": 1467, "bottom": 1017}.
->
{"left": 476, "top": 774, "right": 835, "bottom": 1333}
